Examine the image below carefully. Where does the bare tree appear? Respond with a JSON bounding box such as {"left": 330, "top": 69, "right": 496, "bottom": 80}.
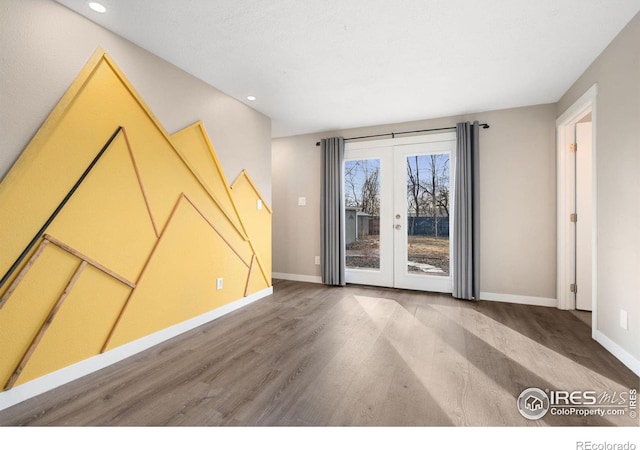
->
{"left": 406, "top": 154, "right": 450, "bottom": 236}
{"left": 406, "top": 156, "right": 421, "bottom": 235}
{"left": 436, "top": 157, "right": 450, "bottom": 217}
{"left": 344, "top": 160, "right": 380, "bottom": 215}
{"left": 360, "top": 167, "right": 380, "bottom": 215}
{"left": 429, "top": 155, "right": 440, "bottom": 236}
{"left": 344, "top": 161, "right": 361, "bottom": 208}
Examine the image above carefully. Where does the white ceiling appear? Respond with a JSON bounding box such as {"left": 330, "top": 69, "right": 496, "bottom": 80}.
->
{"left": 55, "top": 0, "right": 640, "bottom": 137}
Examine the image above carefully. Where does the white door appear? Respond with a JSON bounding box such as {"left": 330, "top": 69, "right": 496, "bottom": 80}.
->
{"left": 392, "top": 141, "right": 454, "bottom": 292}
{"left": 344, "top": 133, "right": 455, "bottom": 293}
{"left": 575, "top": 121, "right": 593, "bottom": 311}
{"left": 343, "top": 146, "right": 394, "bottom": 287}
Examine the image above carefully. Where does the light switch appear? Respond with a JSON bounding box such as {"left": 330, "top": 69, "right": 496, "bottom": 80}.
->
{"left": 298, "top": 197, "right": 306, "bottom": 206}
{"left": 257, "top": 199, "right": 263, "bottom": 210}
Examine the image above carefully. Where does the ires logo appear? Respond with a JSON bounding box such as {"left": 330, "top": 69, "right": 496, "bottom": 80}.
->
{"left": 517, "top": 388, "right": 550, "bottom": 420}
{"left": 517, "top": 388, "right": 636, "bottom": 420}
{"left": 549, "top": 390, "right": 597, "bottom": 405}
{"left": 549, "top": 390, "right": 632, "bottom": 406}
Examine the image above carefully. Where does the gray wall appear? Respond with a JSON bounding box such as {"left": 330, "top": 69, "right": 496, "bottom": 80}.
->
{"left": 558, "top": 12, "right": 640, "bottom": 362}
{"left": 0, "top": 0, "right": 271, "bottom": 201}
{"left": 272, "top": 133, "right": 322, "bottom": 278}
{"left": 272, "top": 104, "right": 557, "bottom": 299}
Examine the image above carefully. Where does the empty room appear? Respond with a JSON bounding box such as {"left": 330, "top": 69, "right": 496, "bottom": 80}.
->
{"left": 0, "top": 0, "right": 638, "bottom": 444}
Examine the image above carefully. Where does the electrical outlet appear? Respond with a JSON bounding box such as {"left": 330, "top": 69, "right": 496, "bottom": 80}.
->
{"left": 315, "top": 256, "right": 320, "bottom": 265}
{"left": 216, "top": 278, "right": 223, "bottom": 290}
{"left": 257, "top": 199, "right": 263, "bottom": 210}
{"left": 620, "top": 310, "right": 628, "bottom": 330}
{"left": 298, "top": 197, "right": 306, "bottom": 206}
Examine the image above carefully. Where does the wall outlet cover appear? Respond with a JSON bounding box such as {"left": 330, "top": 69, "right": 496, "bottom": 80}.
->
{"left": 620, "top": 310, "right": 628, "bottom": 330}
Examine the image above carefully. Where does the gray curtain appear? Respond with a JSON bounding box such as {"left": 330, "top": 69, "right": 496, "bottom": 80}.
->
{"left": 320, "top": 137, "right": 346, "bottom": 286}
{"left": 453, "top": 121, "right": 480, "bottom": 300}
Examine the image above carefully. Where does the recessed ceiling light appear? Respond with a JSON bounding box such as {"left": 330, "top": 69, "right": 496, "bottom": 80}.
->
{"left": 247, "top": 96, "right": 256, "bottom": 101}
{"left": 88, "top": 2, "right": 107, "bottom": 13}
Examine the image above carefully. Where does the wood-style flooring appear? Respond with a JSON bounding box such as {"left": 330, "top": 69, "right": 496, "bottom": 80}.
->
{"left": 0, "top": 279, "right": 637, "bottom": 426}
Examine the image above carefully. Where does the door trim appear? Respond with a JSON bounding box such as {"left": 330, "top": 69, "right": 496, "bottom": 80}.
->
{"left": 556, "top": 84, "right": 597, "bottom": 336}
{"left": 346, "top": 132, "right": 456, "bottom": 150}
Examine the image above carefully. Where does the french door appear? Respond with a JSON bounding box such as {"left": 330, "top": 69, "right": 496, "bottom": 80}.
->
{"left": 344, "top": 133, "right": 456, "bottom": 293}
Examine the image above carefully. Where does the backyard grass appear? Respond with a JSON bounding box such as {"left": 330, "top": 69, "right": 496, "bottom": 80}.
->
{"left": 346, "top": 235, "right": 449, "bottom": 275}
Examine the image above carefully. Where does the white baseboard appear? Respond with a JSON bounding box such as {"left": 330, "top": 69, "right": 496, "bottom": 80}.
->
{"left": 480, "top": 291, "right": 557, "bottom": 308}
{"left": 0, "top": 287, "right": 273, "bottom": 412}
{"left": 594, "top": 330, "right": 640, "bottom": 377}
{"left": 272, "top": 272, "right": 322, "bottom": 284}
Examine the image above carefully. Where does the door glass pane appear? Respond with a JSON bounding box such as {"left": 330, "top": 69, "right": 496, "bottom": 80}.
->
{"left": 405, "top": 154, "right": 450, "bottom": 276}
{"left": 344, "top": 159, "right": 380, "bottom": 270}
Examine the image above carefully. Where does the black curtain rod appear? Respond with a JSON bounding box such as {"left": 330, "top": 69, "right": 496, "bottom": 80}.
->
{"left": 315, "top": 123, "right": 489, "bottom": 146}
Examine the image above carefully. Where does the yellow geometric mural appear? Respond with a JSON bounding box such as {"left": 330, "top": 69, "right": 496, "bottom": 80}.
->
{"left": 0, "top": 48, "right": 271, "bottom": 390}
{"left": 231, "top": 170, "right": 272, "bottom": 288}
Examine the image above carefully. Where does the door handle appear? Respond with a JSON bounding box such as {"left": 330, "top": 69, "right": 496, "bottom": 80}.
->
{"left": 395, "top": 224, "right": 402, "bottom": 230}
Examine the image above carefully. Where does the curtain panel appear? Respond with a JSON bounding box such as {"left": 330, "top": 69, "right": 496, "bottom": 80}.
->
{"left": 453, "top": 121, "right": 480, "bottom": 300}
{"left": 320, "top": 137, "right": 346, "bottom": 286}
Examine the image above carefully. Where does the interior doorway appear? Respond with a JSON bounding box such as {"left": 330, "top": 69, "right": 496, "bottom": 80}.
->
{"left": 556, "top": 84, "right": 597, "bottom": 335}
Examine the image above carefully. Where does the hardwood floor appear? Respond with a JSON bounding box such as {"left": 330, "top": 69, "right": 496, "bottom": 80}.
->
{"left": 0, "top": 280, "right": 637, "bottom": 426}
